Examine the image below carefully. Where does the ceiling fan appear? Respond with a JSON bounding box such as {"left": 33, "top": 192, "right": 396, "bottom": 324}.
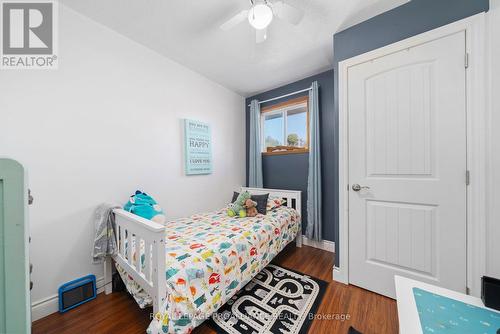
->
{"left": 220, "top": 0, "right": 305, "bottom": 44}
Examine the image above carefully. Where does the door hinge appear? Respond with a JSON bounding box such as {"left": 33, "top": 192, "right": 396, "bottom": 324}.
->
{"left": 465, "top": 53, "right": 469, "bottom": 69}
{"left": 466, "top": 170, "right": 470, "bottom": 186}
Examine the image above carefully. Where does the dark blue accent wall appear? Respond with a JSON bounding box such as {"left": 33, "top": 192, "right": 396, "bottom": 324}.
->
{"left": 245, "top": 70, "right": 335, "bottom": 241}
{"left": 244, "top": 0, "right": 489, "bottom": 256}
{"left": 332, "top": 0, "right": 489, "bottom": 264}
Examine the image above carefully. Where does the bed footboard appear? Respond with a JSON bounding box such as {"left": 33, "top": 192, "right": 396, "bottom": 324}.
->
{"left": 104, "top": 209, "right": 166, "bottom": 314}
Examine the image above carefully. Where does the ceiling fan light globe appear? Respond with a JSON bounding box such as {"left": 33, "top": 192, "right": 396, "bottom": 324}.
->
{"left": 248, "top": 4, "right": 273, "bottom": 30}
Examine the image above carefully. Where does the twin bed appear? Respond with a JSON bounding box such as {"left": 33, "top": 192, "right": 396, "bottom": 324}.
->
{"left": 103, "top": 187, "right": 302, "bottom": 334}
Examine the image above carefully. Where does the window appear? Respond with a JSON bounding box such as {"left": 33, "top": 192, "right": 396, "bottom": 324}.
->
{"left": 261, "top": 96, "right": 309, "bottom": 155}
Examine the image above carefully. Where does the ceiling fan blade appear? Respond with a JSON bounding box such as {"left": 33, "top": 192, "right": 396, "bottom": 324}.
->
{"left": 273, "top": 1, "right": 304, "bottom": 25}
{"left": 256, "top": 28, "right": 268, "bottom": 44}
{"left": 220, "top": 10, "right": 249, "bottom": 31}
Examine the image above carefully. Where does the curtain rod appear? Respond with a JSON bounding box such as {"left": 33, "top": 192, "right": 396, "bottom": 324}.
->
{"left": 247, "top": 85, "right": 313, "bottom": 107}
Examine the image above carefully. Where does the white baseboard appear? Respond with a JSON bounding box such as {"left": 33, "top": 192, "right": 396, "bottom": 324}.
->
{"left": 333, "top": 266, "right": 348, "bottom": 285}
{"left": 31, "top": 276, "right": 104, "bottom": 321}
{"left": 301, "top": 236, "right": 335, "bottom": 253}
{"left": 31, "top": 293, "right": 58, "bottom": 321}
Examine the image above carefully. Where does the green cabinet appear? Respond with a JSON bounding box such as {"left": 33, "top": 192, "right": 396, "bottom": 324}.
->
{"left": 0, "top": 159, "right": 30, "bottom": 334}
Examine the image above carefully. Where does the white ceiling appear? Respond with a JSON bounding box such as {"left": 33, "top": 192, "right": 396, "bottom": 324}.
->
{"left": 60, "top": 0, "right": 408, "bottom": 96}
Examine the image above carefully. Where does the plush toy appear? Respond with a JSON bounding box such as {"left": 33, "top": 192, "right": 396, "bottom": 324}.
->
{"left": 244, "top": 198, "right": 258, "bottom": 217}
{"left": 227, "top": 191, "right": 251, "bottom": 218}
{"left": 124, "top": 190, "right": 166, "bottom": 224}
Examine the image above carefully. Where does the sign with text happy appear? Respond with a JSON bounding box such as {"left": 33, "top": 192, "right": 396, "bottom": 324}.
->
{"left": 184, "top": 119, "right": 212, "bottom": 175}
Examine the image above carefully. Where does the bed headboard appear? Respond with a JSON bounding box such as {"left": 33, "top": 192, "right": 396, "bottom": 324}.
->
{"left": 241, "top": 187, "right": 302, "bottom": 215}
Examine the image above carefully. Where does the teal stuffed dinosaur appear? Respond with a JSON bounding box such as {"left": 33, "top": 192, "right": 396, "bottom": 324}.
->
{"left": 227, "top": 191, "right": 251, "bottom": 218}
{"left": 124, "top": 190, "right": 166, "bottom": 224}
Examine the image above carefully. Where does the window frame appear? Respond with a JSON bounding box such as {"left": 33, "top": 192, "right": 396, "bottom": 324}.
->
{"left": 260, "top": 96, "right": 309, "bottom": 156}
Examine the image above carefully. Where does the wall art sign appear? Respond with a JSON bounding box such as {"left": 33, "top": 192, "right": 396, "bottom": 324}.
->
{"left": 184, "top": 119, "right": 212, "bottom": 175}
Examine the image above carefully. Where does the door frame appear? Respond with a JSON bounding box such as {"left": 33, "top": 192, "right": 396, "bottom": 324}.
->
{"left": 335, "top": 13, "right": 488, "bottom": 297}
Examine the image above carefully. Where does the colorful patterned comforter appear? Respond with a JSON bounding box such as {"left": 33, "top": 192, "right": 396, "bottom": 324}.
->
{"left": 116, "top": 206, "right": 300, "bottom": 334}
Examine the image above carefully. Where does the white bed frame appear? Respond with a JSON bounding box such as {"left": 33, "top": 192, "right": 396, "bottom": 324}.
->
{"left": 104, "top": 187, "right": 302, "bottom": 313}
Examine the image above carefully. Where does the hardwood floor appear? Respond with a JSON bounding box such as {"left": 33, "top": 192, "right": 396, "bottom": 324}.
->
{"left": 32, "top": 246, "right": 398, "bottom": 334}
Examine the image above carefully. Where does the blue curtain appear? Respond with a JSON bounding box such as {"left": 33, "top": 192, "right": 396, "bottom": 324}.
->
{"left": 248, "top": 100, "right": 263, "bottom": 188}
{"left": 306, "top": 81, "right": 322, "bottom": 241}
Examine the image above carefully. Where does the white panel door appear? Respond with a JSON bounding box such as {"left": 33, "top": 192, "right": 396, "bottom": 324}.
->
{"left": 348, "top": 31, "right": 467, "bottom": 298}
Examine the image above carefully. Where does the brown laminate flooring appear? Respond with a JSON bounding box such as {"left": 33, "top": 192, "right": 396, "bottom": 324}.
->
{"left": 33, "top": 245, "right": 398, "bottom": 334}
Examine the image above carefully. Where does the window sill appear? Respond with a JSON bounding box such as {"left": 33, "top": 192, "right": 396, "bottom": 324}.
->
{"left": 262, "top": 149, "right": 309, "bottom": 156}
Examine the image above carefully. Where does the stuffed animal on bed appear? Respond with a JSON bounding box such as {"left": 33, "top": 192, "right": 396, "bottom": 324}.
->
{"left": 124, "top": 190, "right": 166, "bottom": 224}
{"left": 227, "top": 191, "right": 251, "bottom": 218}
{"left": 244, "top": 198, "right": 258, "bottom": 217}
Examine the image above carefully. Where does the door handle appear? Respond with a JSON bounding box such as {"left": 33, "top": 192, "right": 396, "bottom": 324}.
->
{"left": 352, "top": 184, "right": 370, "bottom": 192}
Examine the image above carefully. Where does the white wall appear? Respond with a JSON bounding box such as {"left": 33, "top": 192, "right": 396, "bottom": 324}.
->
{"left": 0, "top": 5, "right": 245, "bottom": 319}
{"left": 487, "top": 0, "right": 500, "bottom": 279}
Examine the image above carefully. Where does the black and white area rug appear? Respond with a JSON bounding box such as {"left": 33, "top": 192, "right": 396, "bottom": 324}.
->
{"left": 210, "top": 264, "right": 327, "bottom": 334}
